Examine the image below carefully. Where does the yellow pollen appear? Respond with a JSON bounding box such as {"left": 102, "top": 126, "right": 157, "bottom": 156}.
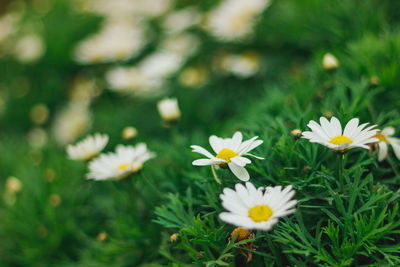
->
{"left": 329, "top": 135, "right": 352, "bottom": 145}
{"left": 216, "top": 148, "right": 238, "bottom": 162}
{"left": 248, "top": 205, "right": 273, "bottom": 223}
{"left": 375, "top": 132, "right": 388, "bottom": 143}
{"left": 117, "top": 163, "right": 129, "bottom": 171}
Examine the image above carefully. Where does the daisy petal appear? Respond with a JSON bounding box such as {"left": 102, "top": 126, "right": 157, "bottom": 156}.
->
{"left": 209, "top": 135, "right": 222, "bottom": 154}
{"left": 228, "top": 163, "right": 250, "bottom": 181}
{"left": 391, "top": 142, "right": 400, "bottom": 160}
{"left": 192, "top": 159, "right": 214, "bottom": 166}
{"left": 191, "top": 145, "right": 214, "bottom": 159}
{"left": 378, "top": 142, "right": 388, "bottom": 161}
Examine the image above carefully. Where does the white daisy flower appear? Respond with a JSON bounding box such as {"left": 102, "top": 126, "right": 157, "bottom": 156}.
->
{"left": 67, "top": 133, "right": 109, "bottom": 161}
{"left": 375, "top": 127, "right": 400, "bottom": 161}
{"left": 219, "top": 182, "right": 297, "bottom": 231}
{"left": 191, "top": 132, "right": 264, "bottom": 182}
{"left": 87, "top": 143, "right": 155, "bottom": 180}
{"left": 302, "top": 116, "right": 379, "bottom": 153}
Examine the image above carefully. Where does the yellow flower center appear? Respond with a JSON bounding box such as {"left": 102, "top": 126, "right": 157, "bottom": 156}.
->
{"left": 117, "top": 163, "right": 129, "bottom": 171}
{"left": 329, "top": 135, "right": 352, "bottom": 145}
{"left": 375, "top": 132, "right": 388, "bottom": 143}
{"left": 216, "top": 148, "right": 238, "bottom": 162}
{"left": 248, "top": 205, "right": 273, "bottom": 223}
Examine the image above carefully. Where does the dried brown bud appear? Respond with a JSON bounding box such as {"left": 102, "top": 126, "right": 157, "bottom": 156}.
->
{"left": 324, "top": 111, "right": 333, "bottom": 119}
{"left": 231, "top": 227, "right": 251, "bottom": 242}
{"left": 49, "top": 194, "right": 62, "bottom": 207}
{"left": 37, "top": 226, "right": 47, "bottom": 238}
{"left": 197, "top": 251, "right": 204, "bottom": 259}
{"left": 302, "top": 166, "right": 311, "bottom": 173}
{"left": 97, "top": 232, "right": 107, "bottom": 242}
{"left": 370, "top": 76, "right": 379, "bottom": 86}
{"left": 170, "top": 233, "right": 179, "bottom": 243}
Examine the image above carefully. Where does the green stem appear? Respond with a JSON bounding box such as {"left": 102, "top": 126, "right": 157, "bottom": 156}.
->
{"left": 211, "top": 165, "right": 221, "bottom": 184}
{"left": 338, "top": 153, "right": 344, "bottom": 193}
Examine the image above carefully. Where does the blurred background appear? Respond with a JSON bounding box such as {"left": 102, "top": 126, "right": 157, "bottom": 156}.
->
{"left": 1, "top": 0, "right": 400, "bottom": 265}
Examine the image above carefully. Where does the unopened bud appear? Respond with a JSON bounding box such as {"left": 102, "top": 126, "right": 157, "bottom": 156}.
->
{"left": 49, "top": 194, "right": 61, "bottom": 207}
{"left": 97, "top": 232, "right": 107, "bottom": 242}
{"left": 322, "top": 53, "right": 339, "bottom": 71}
{"left": 370, "top": 76, "right": 379, "bottom": 86}
{"left": 291, "top": 129, "right": 302, "bottom": 138}
{"left": 324, "top": 111, "right": 333, "bottom": 119}
{"left": 6, "top": 176, "right": 23, "bottom": 194}
{"left": 122, "top": 126, "right": 138, "bottom": 140}
{"left": 157, "top": 98, "right": 181, "bottom": 125}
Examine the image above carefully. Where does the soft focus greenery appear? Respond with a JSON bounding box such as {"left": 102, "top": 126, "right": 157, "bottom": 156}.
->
{"left": 1, "top": 0, "right": 400, "bottom": 266}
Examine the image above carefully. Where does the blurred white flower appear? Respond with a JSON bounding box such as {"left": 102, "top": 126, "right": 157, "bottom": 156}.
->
{"left": 374, "top": 127, "right": 400, "bottom": 161}
{"left": 67, "top": 133, "right": 109, "bottom": 161}
{"left": 87, "top": 143, "right": 155, "bottom": 180}
{"left": 6, "top": 176, "right": 23, "bottom": 194}
{"left": 53, "top": 103, "right": 91, "bottom": 145}
{"left": 302, "top": 117, "right": 378, "bottom": 153}
{"left": 139, "top": 51, "right": 183, "bottom": 79}
{"left": 207, "top": 0, "right": 271, "bottom": 41}
{"left": 220, "top": 51, "right": 261, "bottom": 78}
{"left": 160, "top": 33, "right": 200, "bottom": 57}
{"left": 157, "top": 98, "right": 181, "bottom": 123}
{"left": 69, "top": 76, "right": 102, "bottom": 105}
{"left": 30, "top": 103, "right": 50, "bottom": 125}
{"left": 219, "top": 182, "right": 297, "bottom": 231}
{"left": 132, "top": 0, "right": 172, "bottom": 18}
{"left": 0, "top": 13, "right": 20, "bottom": 43}
{"left": 161, "top": 7, "right": 201, "bottom": 33}
{"left": 74, "top": 19, "right": 147, "bottom": 64}
{"left": 77, "top": 0, "right": 171, "bottom": 18}
{"left": 178, "top": 64, "right": 209, "bottom": 88}
{"left": 191, "top": 132, "right": 264, "bottom": 182}
{"left": 14, "top": 34, "right": 46, "bottom": 63}
{"left": 106, "top": 66, "right": 163, "bottom": 97}
{"left": 27, "top": 127, "right": 48, "bottom": 148}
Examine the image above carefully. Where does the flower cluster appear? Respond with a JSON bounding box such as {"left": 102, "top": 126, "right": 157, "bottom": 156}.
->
{"left": 188, "top": 116, "right": 400, "bottom": 236}
{"left": 67, "top": 133, "right": 155, "bottom": 180}
{"left": 191, "top": 131, "right": 297, "bottom": 232}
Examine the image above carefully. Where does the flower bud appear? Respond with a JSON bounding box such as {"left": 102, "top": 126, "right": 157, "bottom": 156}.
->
{"left": 157, "top": 98, "right": 181, "bottom": 125}
{"left": 170, "top": 233, "right": 179, "bottom": 243}
{"left": 6, "top": 176, "right": 23, "bottom": 194}
{"left": 291, "top": 129, "right": 302, "bottom": 138}
{"left": 122, "top": 126, "right": 138, "bottom": 140}
{"left": 322, "top": 53, "right": 339, "bottom": 71}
